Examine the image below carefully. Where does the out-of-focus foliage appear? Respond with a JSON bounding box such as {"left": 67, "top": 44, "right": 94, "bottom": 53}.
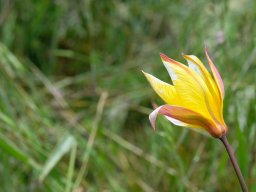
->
{"left": 0, "top": 0, "right": 255, "bottom": 191}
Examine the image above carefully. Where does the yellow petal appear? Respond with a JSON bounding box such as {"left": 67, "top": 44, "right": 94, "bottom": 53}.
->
{"left": 160, "top": 53, "right": 212, "bottom": 120}
{"left": 183, "top": 54, "right": 224, "bottom": 123}
{"left": 142, "top": 71, "right": 178, "bottom": 105}
{"left": 182, "top": 54, "right": 219, "bottom": 99}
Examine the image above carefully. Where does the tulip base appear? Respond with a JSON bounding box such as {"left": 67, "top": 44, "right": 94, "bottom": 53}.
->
{"left": 219, "top": 135, "right": 248, "bottom": 192}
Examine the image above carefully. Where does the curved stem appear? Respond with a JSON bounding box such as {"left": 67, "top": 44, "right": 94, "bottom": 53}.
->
{"left": 219, "top": 135, "right": 248, "bottom": 192}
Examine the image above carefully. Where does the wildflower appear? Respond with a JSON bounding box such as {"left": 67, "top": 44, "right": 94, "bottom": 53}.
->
{"left": 142, "top": 48, "right": 227, "bottom": 138}
{"left": 142, "top": 48, "right": 248, "bottom": 191}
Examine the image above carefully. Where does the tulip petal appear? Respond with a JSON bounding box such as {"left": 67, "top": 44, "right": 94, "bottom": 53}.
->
{"left": 183, "top": 55, "right": 212, "bottom": 84}
{"left": 183, "top": 55, "right": 204, "bottom": 76}
{"left": 183, "top": 54, "right": 221, "bottom": 98}
{"left": 142, "top": 71, "right": 178, "bottom": 105}
{"left": 159, "top": 105, "right": 212, "bottom": 128}
{"left": 165, "top": 116, "right": 187, "bottom": 126}
{"left": 159, "top": 105, "right": 221, "bottom": 137}
{"left": 149, "top": 105, "right": 187, "bottom": 131}
{"left": 160, "top": 53, "right": 212, "bottom": 120}
{"left": 183, "top": 54, "right": 223, "bottom": 122}
{"left": 160, "top": 53, "right": 179, "bottom": 81}
{"left": 149, "top": 105, "right": 218, "bottom": 136}
{"left": 149, "top": 106, "right": 161, "bottom": 131}
{"left": 165, "top": 115, "right": 210, "bottom": 136}
{"left": 205, "top": 48, "right": 225, "bottom": 98}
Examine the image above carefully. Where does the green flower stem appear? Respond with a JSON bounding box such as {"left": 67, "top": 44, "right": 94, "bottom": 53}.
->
{"left": 220, "top": 135, "right": 248, "bottom": 192}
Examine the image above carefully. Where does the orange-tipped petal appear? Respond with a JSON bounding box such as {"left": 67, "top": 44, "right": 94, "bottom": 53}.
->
{"left": 149, "top": 104, "right": 226, "bottom": 137}
{"left": 159, "top": 105, "right": 224, "bottom": 138}
{"left": 149, "top": 105, "right": 188, "bottom": 131}
{"left": 159, "top": 53, "right": 180, "bottom": 81}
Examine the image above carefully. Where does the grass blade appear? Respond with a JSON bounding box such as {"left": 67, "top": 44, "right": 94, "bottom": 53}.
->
{"left": 39, "top": 135, "right": 76, "bottom": 182}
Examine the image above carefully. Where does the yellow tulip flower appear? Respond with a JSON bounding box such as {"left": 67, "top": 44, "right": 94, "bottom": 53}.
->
{"left": 143, "top": 49, "right": 248, "bottom": 191}
{"left": 143, "top": 48, "right": 227, "bottom": 138}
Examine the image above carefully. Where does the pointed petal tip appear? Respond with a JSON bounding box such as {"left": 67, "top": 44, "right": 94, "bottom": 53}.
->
{"left": 141, "top": 70, "right": 150, "bottom": 77}
{"left": 181, "top": 53, "right": 189, "bottom": 60}
{"left": 204, "top": 46, "right": 210, "bottom": 57}
{"left": 159, "top": 52, "right": 168, "bottom": 60}
{"left": 149, "top": 114, "right": 157, "bottom": 131}
{"left": 159, "top": 52, "right": 165, "bottom": 56}
{"left": 159, "top": 52, "right": 178, "bottom": 64}
{"left": 204, "top": 45, "right": 211, "bottom": 60}
{"left": 141, "top": 70, "right": 147, "bottom": 78}
{"left": 149, "top": 106, "right": 163, "bottom": 131}
{"left": 142, "top": 71, "right": 156, "bottom": 82}
{"left": 182, "top": 54, "right": 200, "bottom": 64}
{"left": 182, "top": 54, "right": 190, "bottom": 60}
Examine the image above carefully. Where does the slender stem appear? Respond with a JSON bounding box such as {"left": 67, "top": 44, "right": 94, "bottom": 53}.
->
{"left": 219, "top": 135, "right": 248, "bottom": 192}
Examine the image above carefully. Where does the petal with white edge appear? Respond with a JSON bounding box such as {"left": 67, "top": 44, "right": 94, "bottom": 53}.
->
{"left": 149, "top": 106, "right": 162, "bottom": 131}
{"left": 165, "top": 116, "right": 187, "bottom": 126}
{"left": 148, "top": 104, "right": 219, "bottom": 136}
{"left": 158, "top": 105, "right": 222, "bottom": 137}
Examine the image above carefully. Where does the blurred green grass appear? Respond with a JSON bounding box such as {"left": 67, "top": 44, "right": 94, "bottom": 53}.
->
{"left": 0, "top": 0, "right": 256, "bottom": 191}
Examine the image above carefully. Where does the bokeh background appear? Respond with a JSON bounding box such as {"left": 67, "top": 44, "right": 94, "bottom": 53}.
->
{"left": 0, "top": 0, "right": 255, "bottom": 191}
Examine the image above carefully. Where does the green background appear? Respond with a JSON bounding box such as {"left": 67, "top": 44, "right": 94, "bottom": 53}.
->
{"left": 0, "top": 0, "right": 255, "bottom": 191}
